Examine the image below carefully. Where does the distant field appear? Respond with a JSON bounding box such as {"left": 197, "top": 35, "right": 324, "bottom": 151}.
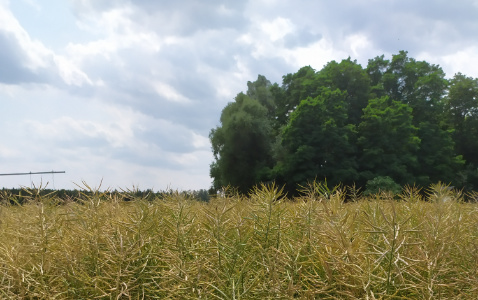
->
{"left": 0, "top": 183, "right": 477, "bottom": 299}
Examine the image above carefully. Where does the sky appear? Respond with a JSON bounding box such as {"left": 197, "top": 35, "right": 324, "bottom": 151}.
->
{"left": 1, "top": 0, "right": 478, "bottom": 191}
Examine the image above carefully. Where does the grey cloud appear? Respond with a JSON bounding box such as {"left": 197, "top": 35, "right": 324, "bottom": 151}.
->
{"left": 108, "top": 144, "right": 177, "bottom": 169}
{"left": 62, "top": 0, "right": 478, "bottom": 164}
{"left": 112, "top": 86, "right": 218, "bottom": 139}
{"left": 71, "top": 0, "right": 248, "bottom": 36}
{"left": 22, "top": 122, "right": 110, "bottom": 151}
{"left": 70, "top": 0, "right": 127, "bottom": 17}
{"left": 5, "top": 0, "right": 478, "bottom": 192}
{"left": 65, "top": 1, "right": 257, "bottom": 139}
{"left": 0, "top": 32, "right": 44, "bottom": 84}
{"left": 76, "top": 34, "right": 246, "bottom": 134}
{"left": 164, "top": 31, "right": 240, "bottom": 71}
{"left": 0, "top": 30, "right": 84, "bottom": 89}
{"left": 321, "top": 0, "right": 477, "bottom": 55}
{"left": 20, "top": 117, "right": 192, "bottom": 171}
{"left": 249, "top": 0, "right": 478, "bottom": 59}
{"left": 136, "top": 127, "right": 198, "bottom": 154}
{"left": 283, "top": 31, "right": 323, "bottom": 49}
{"left": 237, "top": 54, "right": 293, "bottom": 87}
{"left": 397, "top": 0, "right": 478, "bottom": 23}
{"left": 130, "top": 0, "right": 248, "bottom": 35}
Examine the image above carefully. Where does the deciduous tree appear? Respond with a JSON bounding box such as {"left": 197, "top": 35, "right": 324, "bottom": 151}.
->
{"left": 317, "top": 58, "right": 371, "bottom": 125}
{"left": 278, "top": 88, "right": 358, "bottom": 190}
{"left": 358, "top": 96, "right": 420, "bottom": 185}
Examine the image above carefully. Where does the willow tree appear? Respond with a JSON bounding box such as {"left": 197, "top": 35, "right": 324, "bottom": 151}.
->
{"left": 210, "top": 92, "right": 274, "bottom": 193}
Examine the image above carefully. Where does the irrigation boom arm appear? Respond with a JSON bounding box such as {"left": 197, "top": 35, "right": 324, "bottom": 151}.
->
{"left": 0, "top": 171, "right": 66, "bottom": 176}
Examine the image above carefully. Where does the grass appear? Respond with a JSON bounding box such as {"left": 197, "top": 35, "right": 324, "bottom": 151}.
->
{"left": 0, "top": 182, "right": 477, "bottom": 299}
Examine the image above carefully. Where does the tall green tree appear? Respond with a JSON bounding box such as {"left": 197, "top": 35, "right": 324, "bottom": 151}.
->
{"left": 210, "top": 52, "right": 477, "bottom": 193}
{"left": 317, "top": 58, "right": 371, "bottom": 125}
{"left": 445, "top": 73, "right": 478, "bottom": 189}
{"left": 358, "top": 96, "right": 420, "bottom": 185}
{"left": 446, "top": 73, "right": 478, "bottom": 126}
{"left": 445, "top": 73, "right": 478, "bottom": 164}
{"left": 276, "top": 66, "right": 319, "bottom": 127}
{"left": 278, "top": 88, "right": 358, "bottom": 190}
{"left": 366, "top": 54, "right": 389, "bottom": 98}
{"left": 246, "top": 75, "right": 276, "bottom": 118}
{"left": 414, "top": 122, "right": 464, "bottom": 186}
{"left": 380, "top": 51, "right": 448, "bottom": 124}
{"left": 210, "top": 92, "right": 274, "bottom": 193}
{"left": 369, "top": 51, "right": 461, "bottom": 186}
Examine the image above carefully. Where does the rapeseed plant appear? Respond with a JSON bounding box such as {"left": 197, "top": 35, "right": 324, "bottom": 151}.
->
{"left": 0, "top": 182, "right": 476, "bottom": 299}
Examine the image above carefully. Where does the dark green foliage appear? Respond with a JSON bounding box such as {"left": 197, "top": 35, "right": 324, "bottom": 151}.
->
{"left": 414, "top": 122, "right": 464, "bottom": 186}
{"left": 366, "top": 54, "right": 389, "bottom": 97}
{"left": 246, "top": 75, "right": 276, "bottom": 118}
{"left": 445, "top": 73, "right": 478, "bottom": 165}
{"left": 275, "top": 66, "right": 319, "bottom": 128}
{"left": 364, "top": 176, "right": 402, "bottom": 195}
{"left": 0, "top": 188, "right": 211, "bottom": 204}
{"left": 210, "top": 91, "right": 274, "bottom": 193}
{"left": 317, "top": 58, "right": 371, "bottom": 125}
{"left": 444, "top": 73, "right": 478, "bottom": 189}
{"left": 368, "top": 51, "right": 461, "bottom": 188}
{"left": 358, "top": 97, "right": 420, "bottom": 185}
{"left": 373, "top": 51, "right": 448, "bottom": 124}
{"left": 279, "top": 89, "right": 358, "bottom": 190}
{"left": 209, "top": 52, "right": 478, "bottom": 193}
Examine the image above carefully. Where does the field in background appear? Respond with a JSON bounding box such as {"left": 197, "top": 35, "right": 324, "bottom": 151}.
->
{"left": 0, "top": 183, "right": 477, "bottom": 299}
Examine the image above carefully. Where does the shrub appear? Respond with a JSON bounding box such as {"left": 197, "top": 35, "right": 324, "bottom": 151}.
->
{"left": 364, "top": 176, "right": 402, "bottom": 196}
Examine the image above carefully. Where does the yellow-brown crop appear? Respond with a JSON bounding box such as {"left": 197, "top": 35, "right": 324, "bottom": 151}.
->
{"left": 0, "top": 182, "right": 477, "bottom": 299}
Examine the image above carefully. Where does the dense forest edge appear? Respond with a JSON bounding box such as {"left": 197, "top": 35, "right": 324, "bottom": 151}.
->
{"left": 0, "top": 186, "right": 211, "bottom": 204}
{"left": 210, "top": 51, "right": 478, "bottom": 195}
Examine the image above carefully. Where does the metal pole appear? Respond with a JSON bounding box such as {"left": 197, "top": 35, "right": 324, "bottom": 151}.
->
{"left": 0, "top": 171, "right": 66, "bottom": 176}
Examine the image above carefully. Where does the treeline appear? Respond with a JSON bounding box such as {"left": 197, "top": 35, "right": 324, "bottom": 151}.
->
{"left": 210, "top": 51, "right": 478, "bottom": 194}
{"left": 0, "top": 188, "right": 210, "bottom": 204}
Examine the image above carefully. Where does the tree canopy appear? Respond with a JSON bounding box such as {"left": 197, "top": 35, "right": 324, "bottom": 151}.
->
{"left": 210, "top": 51, "right": 478, "bottom": 194}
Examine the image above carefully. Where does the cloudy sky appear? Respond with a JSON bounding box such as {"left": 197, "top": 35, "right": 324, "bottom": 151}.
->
{"left": 1, "top": 0, "right": 478, "bottom": 191}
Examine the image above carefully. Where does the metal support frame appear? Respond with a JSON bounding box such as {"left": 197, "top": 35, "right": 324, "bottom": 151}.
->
{"left": 0, "top": 171, "right": 66, "bottom": 176}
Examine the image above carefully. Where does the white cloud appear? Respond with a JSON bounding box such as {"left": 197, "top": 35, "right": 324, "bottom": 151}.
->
{"left": 283, "top": 38, "right": 346, "bottom": 70}
{"left": 66, "top": 7, "right": 162, "bottom": 63}
{"left": 260, "top": 17, "right": 294, "bottom": 42}
{"left": 344, "top": 34, "right": 374, "bottom": 59}
{"left": 25, "top": 115, "right": 132, "bottom": 148}
{"left": 191, "top": 132, "right": 210, "bottom": 149}
{"left": 0, "top": 4, "right": 51, "bottom": 70}
{"left": 238, "top": 18, "right": 292, "bottom": 60}
{"left": 0, "top": 3, "right": 96, "bottom": 87}
{"left": 3, "top": 0, "right": 478, "bottom": 191}
{"left": 152, "top": 81, "right": 191, "bottom": 104}
{"left": 423, "top": 46, "right": 478, "bottom": 78}
{"left": 54, "top": 56, "right": 93, "bottom": 86}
